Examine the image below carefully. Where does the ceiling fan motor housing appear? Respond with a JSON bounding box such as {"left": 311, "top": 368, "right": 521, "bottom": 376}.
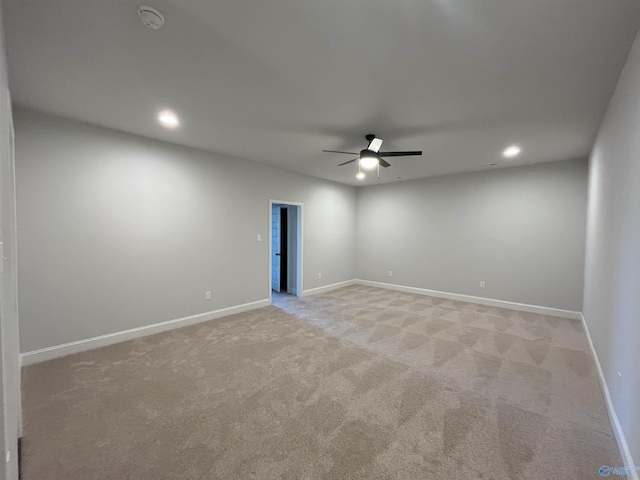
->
{"left": 360, "top": 149, "right": 377, "bottom": 158}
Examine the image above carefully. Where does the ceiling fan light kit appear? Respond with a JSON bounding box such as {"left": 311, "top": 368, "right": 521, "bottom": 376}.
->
{"left": 322, "top": 134, "right": 422, "bottom": 180}
{"left": 359, "top": 152, "right": 379, "bottom": 170}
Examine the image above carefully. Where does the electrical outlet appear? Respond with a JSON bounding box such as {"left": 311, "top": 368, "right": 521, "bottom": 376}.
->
{"left": 480, "top": 281, "right": 486, "bottom": 288}
{"left": 318, "top": 273, "right": 322, "bottom": 279}
{"left": 388, "top": 270, "right": 393, "bottom": 277}
{"left": 205, "top": 291, "right": 211, "bottom": 300}
{"left": 256, "top": 234, "right": 261, "bottom": 242}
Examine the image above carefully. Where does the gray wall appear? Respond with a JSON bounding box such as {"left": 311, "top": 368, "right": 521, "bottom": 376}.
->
{"left": 356, "top": 159, "right": 588, "bottom": 311}
{"left": 584, "top": 29, "right": 640, "bottom": 463}
{"left": 0, "top": 3, "right": 20, "bottom": 478}
{"left": 15, "top": 110, "right": 357, "bottom": 353}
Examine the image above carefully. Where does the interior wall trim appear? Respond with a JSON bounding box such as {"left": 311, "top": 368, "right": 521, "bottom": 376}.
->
{"left": 19, "top": 278, "right": 633, "bottom": 474}
{"left": 22, "top": 278, "right": 354, "bottom": 366}
{"left": 354, "top": 279, "right": 582, "bottom": 320}
{"left": 21, "top": 278, "right": 582, "bottom": 366}
{"left": 20, "top": 299, "right": 270, "bottom": 366}
{"left": 580, "top": 313, "right": 638, "bottom": 480}
{"left": 302, "top": 280, "right": 357, "bottom": 297}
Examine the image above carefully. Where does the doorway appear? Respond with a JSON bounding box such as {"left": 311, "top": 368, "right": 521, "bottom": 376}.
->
{"left": 269, "top": 200, "right": 302, "bottom": 303}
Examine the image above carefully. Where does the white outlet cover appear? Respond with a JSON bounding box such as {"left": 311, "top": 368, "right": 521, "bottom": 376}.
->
{"left": 257, "top": 234, "right": 261, "bottom": 242}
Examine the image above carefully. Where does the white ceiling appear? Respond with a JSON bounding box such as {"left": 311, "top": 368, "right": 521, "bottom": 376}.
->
{"left": 4, "top": 0, "right": 640, "bottom": 186}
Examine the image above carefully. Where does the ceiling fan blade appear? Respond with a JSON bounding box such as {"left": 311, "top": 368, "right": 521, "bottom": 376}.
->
{"left": 322, "top": 150, "right": 358, "bottom": 155}
{"left": 367, "top": 137, "right": 383, "bottom": 153}
{"left": 378, "top": 151, "right": 422, "bottom": 157}
{"left": 378, "top": 158, "right": 391, "bottom": 168}
{"left": 338, "top": 158, "right": 358, "bottom": 166}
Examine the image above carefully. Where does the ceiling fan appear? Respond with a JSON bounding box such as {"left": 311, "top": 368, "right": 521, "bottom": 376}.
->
{"left": 322, "top": 134, "right": 422, "bottom": 178}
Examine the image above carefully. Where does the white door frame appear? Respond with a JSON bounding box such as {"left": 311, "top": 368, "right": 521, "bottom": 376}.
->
{"left": 269, "top": 199, "right": 303, "bottom": 304}
{"left": 271, "top": 205, "right": 281, "bottom": 293}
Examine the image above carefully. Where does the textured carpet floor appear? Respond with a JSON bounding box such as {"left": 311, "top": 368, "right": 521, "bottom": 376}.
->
{"left": 22, "top": 285, "right": 621, "bottom": 479}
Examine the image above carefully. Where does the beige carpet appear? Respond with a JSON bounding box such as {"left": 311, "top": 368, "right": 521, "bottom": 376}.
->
{"left": 22, "top": 285, "right": 621, "bottom": 479}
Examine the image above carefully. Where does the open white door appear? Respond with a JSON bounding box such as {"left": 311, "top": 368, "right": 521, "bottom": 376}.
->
{"left": 271, "top": 205, "right": 280, "bottom": 292}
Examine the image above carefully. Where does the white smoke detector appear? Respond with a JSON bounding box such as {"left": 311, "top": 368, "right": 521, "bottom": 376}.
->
{"left": 138, "top": 6, "right": 164, "bottom": 30}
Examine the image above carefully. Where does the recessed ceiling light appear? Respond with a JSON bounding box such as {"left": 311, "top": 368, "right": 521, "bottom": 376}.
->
{"left": 502, "top": 145, "right": 521, "bottom": 158}
{"left": 356, "top": 172, "right": 365, "bottom": 180}
{"left": 158, "top": 110, "right": 179, "bottom": 129}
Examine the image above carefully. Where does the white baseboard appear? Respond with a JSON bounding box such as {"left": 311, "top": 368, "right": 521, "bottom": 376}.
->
{"left": 354, "top": 279, "right": 582, "bottom": 320}
{"left": 20, "top": 299, "right": 270, "bottom": 366}
{"left": 19, "top": 279, "right": 634, "bottom": 477}
{"left": 302, "top": 280, "right": 357, "bottom": 297}
{"left": 581, "top": 313, "right": 638, "bottom": 480}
